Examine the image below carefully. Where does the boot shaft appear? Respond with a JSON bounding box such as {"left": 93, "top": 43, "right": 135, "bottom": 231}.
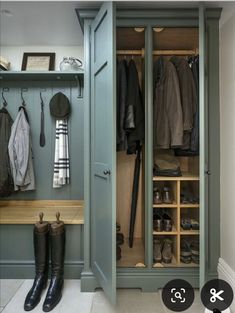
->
{"left": 34, "top": 221, "right": 50, "bottom": 275}
{"left": 50, "top": 221, "right": 65, "bottom": 277}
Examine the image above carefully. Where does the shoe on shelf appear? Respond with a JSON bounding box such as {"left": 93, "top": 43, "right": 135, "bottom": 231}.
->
{"left": 190, "top": 240, "right": 199, "bottom": 256}
{"left": 117, "top": 245, "right": 121, "bottom": 261}
{"left": 117, "top": 233, "right": 124, "bottom": 245}
{"left": 190, "top": 219, "right": 199, "bottom": 230}
{"left": 162, "top": 239, "right": 173, "bottom": 264}
{"left": 153, "top": 213, "right": 163, "bottom": 232}
{"left": 181, "top": 218, "right": 191, "bottom": 230}
{"left": 153, "top": 238, "right": 162, "bottom": 263}
{"left": 180, "top": 240, "right": 192, "bottom": 264}
{"left": 153, "top": 187, "right": 162, "bottom": 204}
{"left": 191, "top": 254, "right": 199, "bottom": 264}
{"left": 162, "top": 213, "right": 173, "bottom": 232}
{"left": 163, "top": 186, "right": 173, "bottom": 204}
{"left": 116, "top": 222, "right": 121, "bottom": 232}
{"left": 180, "top": 186, "right": 199, "bottom": 204}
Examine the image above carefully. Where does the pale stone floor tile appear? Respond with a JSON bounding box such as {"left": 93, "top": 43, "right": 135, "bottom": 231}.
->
{"left": 2, "top": 280, "right": 93, "bottom": 313}
{"left": 0, "top": 307, "right": 4, "bottom": 312}
{"left": 91, "top": 289, "right": 165, "bottom": 313}
{"left": 0, "top": 280, "right": 24, "bottom": 307}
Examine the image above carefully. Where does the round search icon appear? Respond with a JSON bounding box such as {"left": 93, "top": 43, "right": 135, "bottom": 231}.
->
{"left": 175, "top": 292, "right": 183, "bottom": 300}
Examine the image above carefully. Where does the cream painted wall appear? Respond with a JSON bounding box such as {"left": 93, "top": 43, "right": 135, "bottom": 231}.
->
{"left": 220, "top": 5, "right": 235, "bottom": 273}
{"left": 0, "top": 45, "right": 84, "bottom": 70}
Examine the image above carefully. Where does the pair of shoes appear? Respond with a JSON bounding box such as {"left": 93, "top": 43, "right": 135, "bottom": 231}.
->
{"left": 181, "top": 218, "right": 199, "bottom": 230}
{"left": 153, "top": 237, "right": 173, "bottom": 264}
{"left": 180, "top": 186, "right": 199, "bottom": 204}
{"left": 153, "top": 186, "right": 173, "bottom": 204}
{"left": 116, "top": 223, "right": 124, "bottom": 261}
{"left": 153, "top": 211, "right": 173, "bottom": 232}
{"left": 24, "top": 213, "right": 65, "bottom": 312}
{"left": 180, "top": 240, "right": 199, "bottom": 264}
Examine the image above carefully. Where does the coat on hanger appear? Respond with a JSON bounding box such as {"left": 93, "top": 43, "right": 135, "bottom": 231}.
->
{"left": 8, "top": 107, "right": 35, "bottom": 191}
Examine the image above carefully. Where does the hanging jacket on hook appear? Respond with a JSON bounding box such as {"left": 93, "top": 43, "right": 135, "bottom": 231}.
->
{"left": 0, "top": 107, "right": 14, "bottom": 197}
{"left": 8, "top": 107, "right": 35, "bottom": 191}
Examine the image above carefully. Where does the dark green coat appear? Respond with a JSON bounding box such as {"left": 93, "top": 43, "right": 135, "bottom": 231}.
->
{"left": 0, "top": 108, "right": 14, "bottom": 197}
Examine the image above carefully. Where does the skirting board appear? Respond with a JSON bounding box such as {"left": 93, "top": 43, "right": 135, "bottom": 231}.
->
{"left": 0, "top": 260, "right": 84, "bottom": 279}
{"left": 218, "top": 258, "right": 235, "bottom": 312}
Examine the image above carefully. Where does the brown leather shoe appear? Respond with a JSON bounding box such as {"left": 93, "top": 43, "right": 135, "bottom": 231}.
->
{"left": 163, "top": 187, "right": 173, "bottom": 204}
{"left": 153, "top": 187, "right": 162, "bottom": 204}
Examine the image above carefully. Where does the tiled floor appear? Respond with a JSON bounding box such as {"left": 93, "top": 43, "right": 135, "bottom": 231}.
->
{"left": 0, "top": 279, "right": 207, "bottom": 313}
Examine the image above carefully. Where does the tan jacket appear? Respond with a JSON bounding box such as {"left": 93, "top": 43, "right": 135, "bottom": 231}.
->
{"left": 153, "top": 57, "right": 183, "bottom": 149}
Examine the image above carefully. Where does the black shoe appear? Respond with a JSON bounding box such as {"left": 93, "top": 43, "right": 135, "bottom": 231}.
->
{"left": 24, "top": 214, "right": 50, "bottom": 311}
{"left": 43, "top": 213, "right": 65, "bottom": 312}
{"left": 117, "top": 233, "right": 124, "bottom": 245}
{"left": 153, "top": 213, "right": 163, "bottom": 232}
{"left": 117, "top": 245, "right": 122, "bottom": 261}
{"left": 162, "top": 213, "right": 172, "bottom": 232}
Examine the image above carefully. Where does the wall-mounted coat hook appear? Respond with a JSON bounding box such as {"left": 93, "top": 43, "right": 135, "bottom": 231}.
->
{"left": 1, "top": 91, "right": 8, "bottom": 108}
{"left": 75, "top": 75, "right": 82, "bottom": 98}
{"left": 21, "top": 89, "right": 27, "bottom": 107}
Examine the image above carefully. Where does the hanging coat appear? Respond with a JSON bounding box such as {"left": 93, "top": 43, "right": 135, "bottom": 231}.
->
{"left": 117, "top": 59, "right": 128, "bottom": 151}
{"left": 0, "top": 108, "right": 14, "bottom": 197}
{"left": 153, "top": 57, "right": 183, "bottom": 149}
{"left": 170, "top": 56, "right": 197, "bottom": 132}
{"left": 8, "top": 107, "right": 35, "bottom": 191}
{"left": 125, "top": 59, "right": 145, "bottom": 154}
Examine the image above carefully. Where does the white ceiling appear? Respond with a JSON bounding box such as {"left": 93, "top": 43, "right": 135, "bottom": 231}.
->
{"left": 0, "top": 1, "right": 231, "bottom": 47}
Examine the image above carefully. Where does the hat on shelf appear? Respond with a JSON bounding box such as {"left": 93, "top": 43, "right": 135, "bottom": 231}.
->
{"left": 49, "top": 92, "right": 71, "bottom": 119}
{"left": 0, "top": 56, "right": 10, "bottom": 71}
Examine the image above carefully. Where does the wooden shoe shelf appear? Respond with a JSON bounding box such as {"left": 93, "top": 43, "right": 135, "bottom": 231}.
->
{"left": 153, "top": 174, "right": 200, "bottom": 268}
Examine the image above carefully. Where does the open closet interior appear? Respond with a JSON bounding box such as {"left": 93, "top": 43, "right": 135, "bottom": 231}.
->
{"left": 115, "top": 26, "right": 200, "bottom": 269}
{"left": 152, "top": 27, "right": 199, "bottom": 268}
{"left": 116, "top": 27, "right": 145, "bottom": 267}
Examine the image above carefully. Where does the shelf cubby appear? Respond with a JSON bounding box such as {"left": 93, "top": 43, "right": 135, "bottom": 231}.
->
{"left": 152, "top": 166, "right": 200, "bottom": 268}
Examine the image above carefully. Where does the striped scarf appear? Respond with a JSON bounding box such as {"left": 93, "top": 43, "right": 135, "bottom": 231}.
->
{"left": 53, "top": 119, "right": 70, "bottom": 188}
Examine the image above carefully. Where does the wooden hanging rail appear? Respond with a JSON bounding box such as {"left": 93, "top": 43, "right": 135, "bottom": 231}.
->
{"left": 117, "top": 49, "right": 198, "bottom": 57}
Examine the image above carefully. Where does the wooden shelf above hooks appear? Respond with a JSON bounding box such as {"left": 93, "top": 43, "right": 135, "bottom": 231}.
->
{"left": 0, "top": 71, "right": 84, "bottom": 82}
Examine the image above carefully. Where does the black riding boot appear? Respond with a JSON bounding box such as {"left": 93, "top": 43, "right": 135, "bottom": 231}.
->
{"left": 43, "top": 213, "right": 65, "bottom": 312}
{"left": 24, "top": 213, "right": 50, "bottom": 311}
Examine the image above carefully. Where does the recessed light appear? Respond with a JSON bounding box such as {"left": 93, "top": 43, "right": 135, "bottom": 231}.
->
{"left": 134, "top": 27, "right": 145, "bottom": 33}
{"left": 0, "top": 9, "right": 14, "bottom": 17}
{"left": 153, "top": 27, "right": 164, "bottom": 33}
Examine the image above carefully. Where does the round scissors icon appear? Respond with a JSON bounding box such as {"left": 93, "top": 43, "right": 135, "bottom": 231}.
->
{"left": 210, "top": 288, "right": 224, "bottom": 303}
{"left": 175, "top": 292, "right": 183, "bottom": 300}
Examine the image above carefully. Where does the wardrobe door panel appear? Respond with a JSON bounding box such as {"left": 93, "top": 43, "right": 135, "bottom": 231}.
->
{"left": 90, "top": 1, "right": 116, "bottom": 304}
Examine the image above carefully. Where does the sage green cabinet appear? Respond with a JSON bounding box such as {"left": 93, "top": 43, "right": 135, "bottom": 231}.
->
{"left": 77, "top": 2, "right": 221, "bottom": 304}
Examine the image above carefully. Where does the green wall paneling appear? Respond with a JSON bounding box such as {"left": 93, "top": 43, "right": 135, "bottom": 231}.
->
{"left": 0, "top": 80, "right": 84, "bottom": 200}
{"left": 0, "top": 225, "right": 84, "bottom": 279}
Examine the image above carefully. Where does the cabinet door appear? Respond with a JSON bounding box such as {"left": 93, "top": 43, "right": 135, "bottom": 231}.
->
{"left": 90, "top": 2, "right": 116, "bottom": 304}
{"left": 199, "top": 4, "right": 208, "bottom": 287}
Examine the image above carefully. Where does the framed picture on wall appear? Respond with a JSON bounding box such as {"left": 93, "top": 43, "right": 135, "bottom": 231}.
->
{"left": 21, "top": 52, "right": 55, "bottom": 71}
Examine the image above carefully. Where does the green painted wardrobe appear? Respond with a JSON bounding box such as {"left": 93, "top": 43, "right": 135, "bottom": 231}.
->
{"left": 77, "top": 2, "right": 221, "bottom": 304}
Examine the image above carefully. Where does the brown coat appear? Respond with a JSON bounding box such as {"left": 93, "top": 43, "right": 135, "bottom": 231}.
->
{"left": 171, "top": 57, "right": 197, "bottom": 132}
{"left": 153, "top": 57, "right": 183, "bottom": 149}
